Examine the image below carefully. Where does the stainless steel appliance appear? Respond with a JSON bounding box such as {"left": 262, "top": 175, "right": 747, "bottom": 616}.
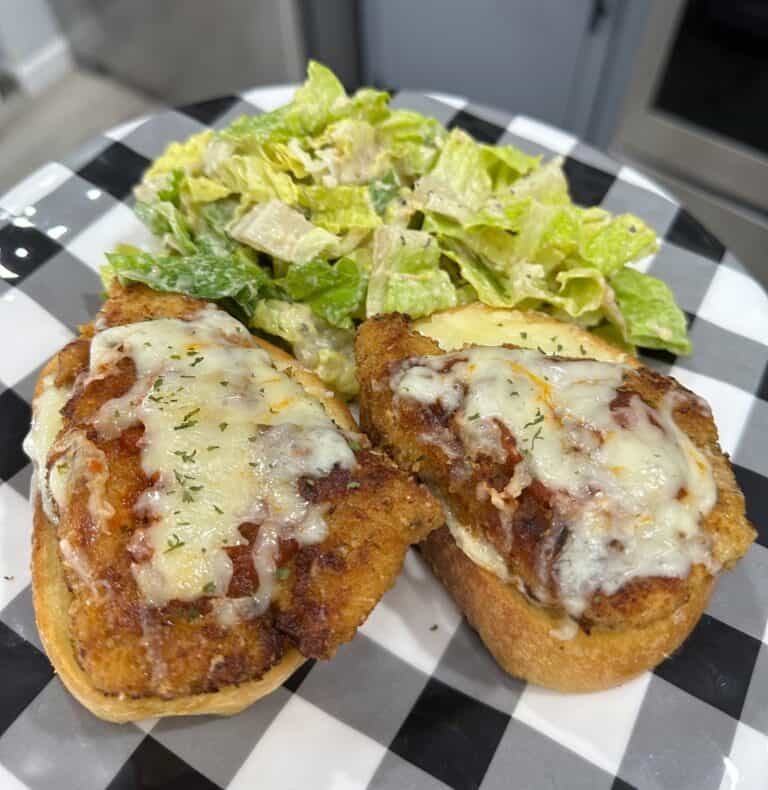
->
{"left": 613, "top": 0, "right": 768, "bottom": 284}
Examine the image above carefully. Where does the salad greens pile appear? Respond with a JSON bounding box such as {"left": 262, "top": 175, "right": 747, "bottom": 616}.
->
{"left": 103, "top": 61, "right": 690, "bottom": 397}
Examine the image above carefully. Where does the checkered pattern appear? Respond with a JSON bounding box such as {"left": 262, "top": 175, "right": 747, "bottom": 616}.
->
{"left": 0, "top": 88, "right": 766, "bottom": 790}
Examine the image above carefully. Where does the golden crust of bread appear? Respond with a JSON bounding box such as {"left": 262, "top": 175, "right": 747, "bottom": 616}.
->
{"left": 420, "top": 526, "right": 716, "bottom": 692}
{"left": 356, "top": 307, "right": 755, "bottom": 690}
{"left": 32, "top": 491, "right": 305, "bottom": 722}
{"left": 31, "top": 338, "right": 308, "bottom": 722}
{"left": 31, "top": 283, "right": 442, "bottom": 721}
{"left": 413, "top": 303, "right": 638, "bottom": 364}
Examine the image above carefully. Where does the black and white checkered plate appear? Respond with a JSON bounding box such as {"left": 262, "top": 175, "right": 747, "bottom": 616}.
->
{"left": 0, "top": 87, "right": 766, "bottom": 790}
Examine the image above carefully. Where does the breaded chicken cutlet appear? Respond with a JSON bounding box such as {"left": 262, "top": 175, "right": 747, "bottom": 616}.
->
{"left": 356, "top": 311, "right": 755, "bottom": 690}
{"left": 26, "top": 283, "right": 442, "bottom": 720}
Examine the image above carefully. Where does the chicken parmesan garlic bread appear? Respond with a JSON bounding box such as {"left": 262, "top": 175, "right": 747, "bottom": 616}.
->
{"left": 26, "top": 283, "right": 442, "bottom": 722}
{"left": 356, "top": 308, "right": 755, "bottom": 691}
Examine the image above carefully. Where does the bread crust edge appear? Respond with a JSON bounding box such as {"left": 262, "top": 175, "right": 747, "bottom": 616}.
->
{"left": 421, "top": 526, "right": 715, "bottom": 692}
{"left": 407, "top": 304, "right": 738, "bottom": 691}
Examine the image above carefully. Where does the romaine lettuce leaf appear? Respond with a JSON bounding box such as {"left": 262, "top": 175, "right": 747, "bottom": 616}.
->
{"left": 105, "top": 248, "right": 281, "bottom": 317}
{"left": 157, "top": 168, "right": 185, "bottom": 204}
{"left": 298, "top": 185, "right": 381, "bottom": 234}
{"left": 369, "top": 169, "right": 401, "bottom": 214}
{"left": 589, "top": 321, "right": 637, "bottom": 354}
{"left": 262, "top": 140, "right": 315, "bottom": 179}
{"left": 209, "top": 154, "right": 297, "bottom": 205}
{"left": 610, "top": 267, "right": 691, "bottom": 354}
{"left": 252, "top": 300, "right": 358, "bottom": 397}
{"left": 438, "top": 235, "right": 606, "bottom": 317}
{"left": 480, "top": 143, "right": 540, "bottom": 189}
{"left": 311, "top": 119, "right": 388, "bottom": 185}
{"left": 578, "top": 212, "right": 658, "bottom": 276}
{"left": 551, "top": 266, "right": 608, "bottom": 318}
{"left": 414, "top": 129, "right": 491, "bottom": 222}
{"left": 376, "top": 109, "right": 445, "bottom": 178}
{"left": 218, "top": 62, "right": 389, "bottom": 154}
{"left": 218, "top": 62, "right": 346, "bottom": 150}
{"left": 280, "top": 256, "right": 367, "bottom": 329}
{"left": 229, "top": 200, "right": 338, "bottom": 264}
{"left": 367, "top": 227, "right": 457, "bottom": 318}
{"left": 506, "top": 157, "right": 571, "bottom": 204}
{"left": 424, "top": 213, "right": 521, "bottom": 303}
{"left": 144, "top": 130, "right": 213, "bottom": 179}
{"left": 438, "top": 237, "right": 509, "bottom": 306}
{"left": 193, "top": 199, "right": 240, "bottom": 256}
{"left": 287, "top": 59, "right": 348, "bottom": 130}
{"left": 134, "top": 200, "right": 197, "bottom": 256}
{"left": 377, "top": 109, "right": 443, "bottom": 146}
{"left": 324, "top": 228, "right": 373, "bottom": 259}
{"left": 186, "top": 176, "right": 232, "bottom": 204}
{"left": 342, "top": 87, "right": 391, "bottom": 126}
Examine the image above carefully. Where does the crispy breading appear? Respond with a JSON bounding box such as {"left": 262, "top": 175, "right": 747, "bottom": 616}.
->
{"left": 41, "top": 284, "right": 442, "bottom": 699}
{"left": 356, "top": 313, "right": 755, "bottom": 633}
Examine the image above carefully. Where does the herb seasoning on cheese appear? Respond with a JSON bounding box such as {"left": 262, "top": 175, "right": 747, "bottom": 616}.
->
{"left": 82, "top": 306, "right": 356, "bottom": 613}
{"left": 391, "top": 347, "right": 718, "bottom": 617}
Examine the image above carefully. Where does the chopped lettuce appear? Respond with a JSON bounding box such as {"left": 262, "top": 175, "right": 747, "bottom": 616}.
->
{"left": 438, "top": 237, "right": 509, "bottom": 306}
{"left": 218, "top": 62, "right": 388, "bottom": 153}
{"left": 551, "top": 267, "right": 608, "bottom": 318}
{"left": 298, "top": 185, "right": 381, "bottom": 234}
{"left": 368, "top": 169, "right": 401, "bottom": 215}
{"left": 376, "top": 109, "right": 444, "bottom": 177}
{"left": 209, "top": 155, "right": 298, "bottom": 204}
{"left": 217, "top": 62, "right": 347, "bottom": 150}
{"left": 610, "top": 267, "right": 692, "bottom": 354}
{"left": 435, "top": 223, "right": 607, "bottom": 318}
{"left": 113, "top": 60, "right": 691, "bottom": 396}
{"left": 480, "top": 143, "right": 540, "bottom": 189}
{"left": 367, "top": 227, "right": 457, "bottom": 318}
{"left": 252, "top": 300, "right": 358, "bottom": 397}
{"left": 144, "top": 130, "right": 213, "bottom": 179}
{"left": 508, "top": 157, "right": 570, "bottom": 203}
{"left": 134, "top": 200, "right": 197, "bottom": 256}
{"left": 194, "top": 199, "right": 240, "bottom": 256}
{"left": 578, "top": 211, "right": 658, "bottom": 276}
{"left": 280, "top": 257, "right": 367, "bottom": 329}
{"left": 229, "top": 200, "right": 338, "bottom": 264}
{"left": 311, "top": 119, "right": 388, "bottom": 185}
{"left": 105, "top": 247, "right": 281, "bottom": 318}
{"left": 415, "top": 129, "right": 492, "bottom": 222}
{"left": 186, "top": 176, "right": 232, "bottom": 204}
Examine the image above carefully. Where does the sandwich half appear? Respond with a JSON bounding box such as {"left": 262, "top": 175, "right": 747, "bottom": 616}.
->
{"left": 356, "top": 305, "right": 755, "bottom": 692}
{"left": 26, "top": 282, "right": 442, "bottom": 721}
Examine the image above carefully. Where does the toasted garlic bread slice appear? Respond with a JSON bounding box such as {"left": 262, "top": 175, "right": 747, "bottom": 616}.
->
{"left": 28, "top": 283, "right": 442, "bottom": 721}
{"left": 356, "top": 308, "right": 754, "bottom": 691}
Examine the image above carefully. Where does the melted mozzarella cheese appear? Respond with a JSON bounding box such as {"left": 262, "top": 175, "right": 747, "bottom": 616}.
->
{"left": 441, "top": 496, "right": 510, "bottom": 583}
{"left": 48, "top": 431, "right": 114, "bottom": 531}
{"left": 440, "top": 494, "right": 580, "bottom": 641}
{"left": 23, "top": 375, "right": 71, "bottom": 523}
{"left": 392, "top": 347, "right": 718, "bottom": 617}
{"left": 85, "top": 307, "right": 356, "bottom": 610}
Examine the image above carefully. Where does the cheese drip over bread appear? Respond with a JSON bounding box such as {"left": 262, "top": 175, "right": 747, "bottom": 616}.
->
{"left": 72, "top": 307, "right": 356, "bottom": 610}
{"left": 23, "top": 374, "right": 71, "bottom": 523}
{"left": 391, "top": 347, "right": 718, "bottom": 617}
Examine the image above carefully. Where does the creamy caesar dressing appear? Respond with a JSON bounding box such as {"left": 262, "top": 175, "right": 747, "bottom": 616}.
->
{"left": 81, "top": 306, "right": 356, "bottom": 611}
{"left": 392, "top": 346, "right": 718, "bottom": 617}
{"left": 22, "top": 375, "right": 71, "bottom": 523}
